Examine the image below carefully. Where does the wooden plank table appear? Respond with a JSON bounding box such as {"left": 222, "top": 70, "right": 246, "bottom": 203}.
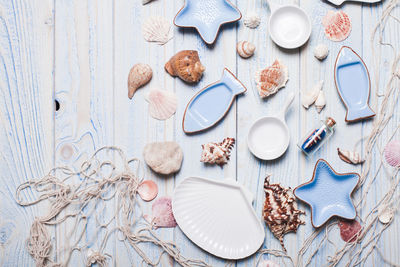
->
{"left": 0, "top": 0, "right": 399, "bottom": 266}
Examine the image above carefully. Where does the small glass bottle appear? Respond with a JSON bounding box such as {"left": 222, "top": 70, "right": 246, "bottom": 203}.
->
{"left": 298, "top": 117, "right": 336, "bottom": 156}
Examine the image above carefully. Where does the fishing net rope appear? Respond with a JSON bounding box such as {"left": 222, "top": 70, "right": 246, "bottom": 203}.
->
{"left": 14, "top": 1, "right": 400, "bottom": 267}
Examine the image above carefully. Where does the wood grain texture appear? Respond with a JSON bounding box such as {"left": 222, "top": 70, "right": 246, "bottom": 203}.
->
{"left": 0, "top": 0, "right": 399, "bottom": 266}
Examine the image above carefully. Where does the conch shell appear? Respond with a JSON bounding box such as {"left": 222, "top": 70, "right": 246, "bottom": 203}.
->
{"left": 128, "top": 63, "right": 153, "bottom": 99}
{"left": 237, "top": 41, "right": 256, "bottom": 58}
{"left": 337, "top": 148, "right": 364, "bottom": 165}
{"left": 165, "top": 50, "right": 205, "bottom": 83}
{"left": 255, "top": 60, "right": 288, "bottom": 98}
{"left": 315, "top": 90, "right": 326, "bottom": 113}
{"left": 301, "top": 80, "right": 323, "bottom": 109}
{"left": 263, "top": 175, "right": 305, "bottom": 250}
{"left": 200, "top": 137, "right": 235, "bottom": 166}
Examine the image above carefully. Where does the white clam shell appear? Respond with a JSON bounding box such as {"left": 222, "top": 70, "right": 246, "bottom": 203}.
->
{"left": 145, "top": 89, "right": 177, "bottom": 120}
{"left": 314, "top": 44, "right": 329, "bottom": 60}
{"left": 244, "top": 12, "right": 261, "bottom": 29}
{"left": 301, "top": 80, "right": 323, "bottom": 109}
{"left": 237, "top": 41, "right": 256, "bottom": 58}
{"left": 142, "top": 16, "right": 173, "bottom": 45}
{"left": 315, "top": 90, "right": 326, "bottom": 113}
{"left": 378, "top": 205, "right": 394, "bottom": 224}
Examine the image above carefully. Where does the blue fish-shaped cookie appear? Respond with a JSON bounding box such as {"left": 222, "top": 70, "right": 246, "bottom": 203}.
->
{"left": 183, "top": 68, "right": 246, "bottom": 134}
{"left": 334, "top": 46, "right": 375, "bottom": 122}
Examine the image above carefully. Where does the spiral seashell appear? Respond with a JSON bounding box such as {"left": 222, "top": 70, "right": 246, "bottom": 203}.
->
{"left": 128, "top": 63, "right": 152, "bottom": 99}
{"left": 237, "top": 41, "right": 256, "bottom": 58}
{"left": 314, "top": 44, "right": 329, "bottom": 60}
{"left": 337, "top": 148, "right": 364, "bottom": 165}
{"left": 142, "top": 16, "right": 173, "bottom": 45}
{"left": 145, "top": 89, "right": 177, "bottom": 120}
{"left": 301, "top": 80, "right": 323, "bottom": 109}
{"left": 315, "top": 90, "right": 326, "bottom": 113}
{"left": 384, "top": 140, "right": 400, "bottom": 167}
{"left": 255, "top": 60, "right": 288, "bottom": 98}
{"left": 165, "top": 50, "right": 205, "bottom": 83}
{"left": 243, "top": 12, "right": 261, "bottom": 29}
{"left": 200, "top": 138, "right": 235, "bottom": 166}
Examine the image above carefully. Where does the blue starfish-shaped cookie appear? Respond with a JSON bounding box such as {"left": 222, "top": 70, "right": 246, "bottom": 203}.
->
{"left": 174, "top": 0, "right": 241, "bottom": 44}
{"left": 294, "top": 159, "right": 360, "bottom": 228}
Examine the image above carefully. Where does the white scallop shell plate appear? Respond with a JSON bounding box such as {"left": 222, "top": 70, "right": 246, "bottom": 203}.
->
{"left": 172, "top": 176, "right": 265, "bottom": 259}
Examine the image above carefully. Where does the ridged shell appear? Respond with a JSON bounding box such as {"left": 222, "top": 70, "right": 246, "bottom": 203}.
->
{"left": 138, "top": 180, "right": 158, "bottom": 201}
{"left": 165, "top": 50, "right": 205, "bottom": 83}
{"left": 142, "top": 16, "right": 173, "bottom": 45}
{"left": 337, "top": 148, "right": 364, "bottom": 165}
{"left": 237, "top": 41, "right": 256, "bottom": 58}
{"left": 151, "top": 196, "right": 177, "bottom": 229}
{"left": 145, "top": 89, "right": 177, "bottom": 120}
{"left": 128, "top": 64, "right": 152, "bottom": 99}
{"left": 301, "top": 80, "right": 323, "bottom": 109}
{"left": 338, "top": 219, "right": 361, "bottom": 243}
{"left": 258, "top": 260, "right": 281, "bottom": 267}
{"left": 243, "top": 12, "right": 261, "bottom": 29}
{"left": 200, "top": 137, "right": 235, "bottom": 166}
{"left": 314, "top": 44, "right": 329, "bottom": 60}
{"left": 322, "top": 11, "right": 351, "bottom": 42}
{"left": 315, "top": 90, "right": 326, "bottom": 113}
{"left": 255, "top": 60, "right": 288, "bottom": 98}
{"left": 384, "top": 140, "right": 400, "bottom": 167}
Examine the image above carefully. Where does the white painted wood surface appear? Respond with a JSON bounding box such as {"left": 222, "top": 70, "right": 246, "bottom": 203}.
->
{"left": 0, "top": 0, "right": 399, "bottom": 266}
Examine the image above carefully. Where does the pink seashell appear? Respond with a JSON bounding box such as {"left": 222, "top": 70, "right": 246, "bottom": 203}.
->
{"left": 138, "top": 180, "right": 158, "bottom": 202}
{"left": 322, "top": 11, "right": 351, "bottom": 42}
{"left": 145, "top": 89, "right": 178, "bottom": 120}
{"left": 384, "top": 140, "right": 400, "bottom": 167}
{"left": 151, "top": 196, "right": 177, "bottom": 229}
{"left": 338, "top": 219, "right": 361, "bottom": 243}
{"left": 255, "top": 60, "right": 288, "bottom": 99}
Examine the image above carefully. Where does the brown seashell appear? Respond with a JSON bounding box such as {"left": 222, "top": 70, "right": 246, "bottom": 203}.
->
{"left": 128, "top": 63, "right": 153, "bottom": 99}
{"left": 337, "top": 148, "right": 364, "bottom": 165}
{"left": 200, "top": 137, "right": 235, "bottom": 166}
{"left": 237, "top": 41, "right": 256, "bottom": 58}
{"left": 165, "top": 50, "right": 205, "bottom": 83}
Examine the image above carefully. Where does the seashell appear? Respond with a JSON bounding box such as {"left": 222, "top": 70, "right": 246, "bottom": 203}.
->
{"left": 149, "top": 196, "right": 177, "bottom": 229}
{"left": 142, "top": 0, "right": 155, "bottom": 5}
{"left": 143, "top": 141, "right": 183, "bottom": 175}
{"left": 301, "top": 80, "right": 323, "bottom": 109}
{"left": 337, "top": 148, "right": 364, "bottom": 165}
{"left": 237, "top": 41, "right": 256, "bottom": 58}
{"left": 315, "top": 90, "right": 326, "bottom": 113}
{"left": 258, "top": 260, "right": 281, "bottom": 267}
{"left": 322, "top": 11, "right": 351, "bottom": 42}
{"left": 255, "top": 60, "right": 288, "bottom": 98}
{"left": 338, "top": 219, "right": 361, "bottom": 243}
{"left": 138, "top": 180, "right": 158, "bottom": 201}
{"left": 243, "top": 12, "right": 261, "bottom": 29}
{"left": 165, "top": 50, "right": 205, "bottom": 83}
{"left": 378, "top": 205, "right": 394, "bottom": 224}
{"left": 314, "top": 44, "right": 329, "bottom": 60}
{"left": 200, "top": 137, "right": 235, "bottom": 166}
{"left": 127, "top": 63, "right": 152, "bottom": 99}
{"left": 142, "top": 16, "right": 173, "bottom": 45}
{"left": 144, "top": 89, "right": 177, "bottom": 120}
{"left": 384, "top": 140, "right": 400, "bottom": 167}
{"left": 263, "top": 175, "right": 305, "bottom": 251}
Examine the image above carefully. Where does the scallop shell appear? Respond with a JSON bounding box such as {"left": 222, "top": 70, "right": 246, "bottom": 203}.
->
{"left": 378, "top": 205, "right": 394, "bottom": 224}
{"left": 128, "top": 64, "right": 152, "bottom": 99}
{"left": 301, "top": 80, "right": 323, "bottom": 109}
{"left": 243, "top": 12, "right": 261, "bottom": 29}
{"left": 142, "top": 16, "right": 173, "bottom": 45}
{"left": 138, "top": 180, "right": 158, "bottom": 201}
{"left": 145, "top": 89, "right": 177, "bottom": 120}
{"left": 314, "top": 44, "right": 329, "bottom": 60}
{"left": 384, "top": 140, "right": 400, "bottom": 167}
{"left": 338, "top": 219, "right": 361, "bottom": 243}
{"left": 237, "top": 41, "right": 256, "bottom": 58}
{"left": 255, "top": 60, "right": 288, "bottom": 98}
{"left": 315, "top": 90, "right": 326, "bottom": 113}
{"left": 258, "top": 260, "right": 281, "bottom": 267}
{"left": 165, "top": 50, "right": 205, "bottom": 83}
{"left": 200, "top": 137, "right": 235, "bottom": 166}
{"left": 322, "top": 11, "right": 351, "bottom": 42}
{"left": 150, "top": 196, "right": 177, "bottom": 229}
{"left": 337, "top": 148, "right": 364, "bottom": 165}
{"left": 263, "top": 175, "right": 305, "bottom": 251}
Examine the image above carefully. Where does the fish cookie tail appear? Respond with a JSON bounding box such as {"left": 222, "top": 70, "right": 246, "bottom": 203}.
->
{"left": 346, "top": 105, "right": 375, "bottom": 122}
{"left": 221, "top": 68, "right": 247, "bottom": 95}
